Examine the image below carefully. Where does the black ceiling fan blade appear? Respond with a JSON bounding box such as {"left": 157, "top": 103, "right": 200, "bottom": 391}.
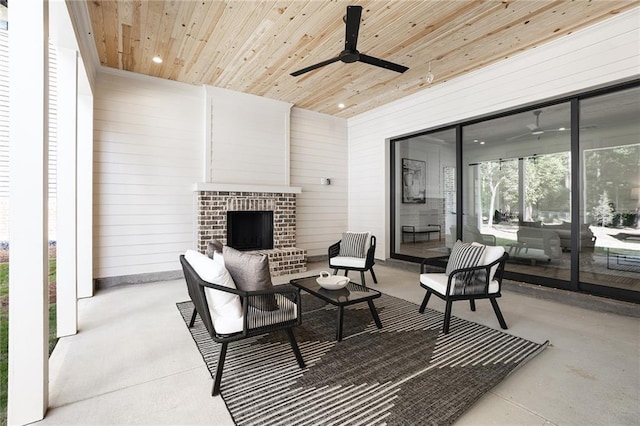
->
{"left": 344, "top": 5, "right": 362, "bottom": 52}
{"left": 359, "top": 54, "right": 409, "bottom": 73}
{"left": 290, "top": 56, "right": 341, "bottom": 76}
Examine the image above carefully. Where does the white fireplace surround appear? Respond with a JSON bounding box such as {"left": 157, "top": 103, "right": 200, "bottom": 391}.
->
{"left": 193, "top": 182, "right": 301, "bottom": 194}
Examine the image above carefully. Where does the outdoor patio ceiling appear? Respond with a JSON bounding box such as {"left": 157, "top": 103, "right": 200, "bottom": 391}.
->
{"left": 85, "top": 0, "right": 638, "bottom": 118}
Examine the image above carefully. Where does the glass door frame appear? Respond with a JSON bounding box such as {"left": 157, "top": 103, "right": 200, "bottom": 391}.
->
{"left": 389, "top": 79, "right": 640, "bottom": 303}
{"left": 389, "top": 125, "right": 458, "bottom": 266}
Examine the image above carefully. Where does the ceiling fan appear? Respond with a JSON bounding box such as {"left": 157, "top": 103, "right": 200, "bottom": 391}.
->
{"left": 507, "top": 110, "right": 569, "bottom": 141}
{"left": 290, "top": 5, "right": 409, "bottom": 77}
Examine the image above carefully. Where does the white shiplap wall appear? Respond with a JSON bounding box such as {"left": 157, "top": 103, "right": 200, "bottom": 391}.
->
{"left": 93, "top": 73, "right": 348, "bottom": 277}
{"left": 290, "top": 107, "right": 348, "bottom": 257}
{"left": 93, "top": 70, "right": 203, "bottom": 278}
{"left": 207, "top": 86, "right": 293, "bottom": 185}
{"left": 348, "top": 8, "right": 640, "bottom": 260}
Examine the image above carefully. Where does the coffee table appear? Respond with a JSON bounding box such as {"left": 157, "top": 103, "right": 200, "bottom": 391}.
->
{"left": 290, "top": 275, "right": 383, "bottom": 341}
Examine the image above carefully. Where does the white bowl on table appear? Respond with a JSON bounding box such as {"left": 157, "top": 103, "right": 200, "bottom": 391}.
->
{"left": 316, "top": 271, "right": 350, "bottom": 290}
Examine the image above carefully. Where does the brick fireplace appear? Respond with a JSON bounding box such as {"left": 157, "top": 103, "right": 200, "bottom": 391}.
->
{"left": 196, "top": 185, "right": 307, "bottom": 276}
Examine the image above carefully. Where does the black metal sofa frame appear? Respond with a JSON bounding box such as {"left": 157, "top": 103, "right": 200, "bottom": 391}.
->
{"left": 180, "top": 255, "right": 305, "bottom": 396}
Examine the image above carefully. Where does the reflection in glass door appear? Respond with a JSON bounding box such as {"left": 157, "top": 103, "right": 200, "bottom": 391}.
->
{"left": 463, "top": 104, "right": 571, "bottom": 282}
{"left": 579, "top": 87, "right": 640, "bottom": 295}
{"left": 392, "top": 129, "right": 456, "bottom": 260}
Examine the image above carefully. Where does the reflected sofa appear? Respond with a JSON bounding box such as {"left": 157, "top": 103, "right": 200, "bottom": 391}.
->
{"left": 520, "top": 221, "right": 596, "bottom": 250}
{"left": 516, "top": 227, "right": 562, "bottom": 260}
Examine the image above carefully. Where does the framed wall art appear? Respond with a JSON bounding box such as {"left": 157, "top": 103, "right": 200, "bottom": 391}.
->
{"left": 402, "top": 158, "right": 426, "bottom": 203}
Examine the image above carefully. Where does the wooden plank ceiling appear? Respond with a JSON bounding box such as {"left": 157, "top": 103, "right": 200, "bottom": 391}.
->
{"left": 86, "top": 0, "right": 638, "bottom": 118}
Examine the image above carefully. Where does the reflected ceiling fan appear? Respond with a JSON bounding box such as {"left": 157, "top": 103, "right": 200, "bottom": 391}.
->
{"left": 290, "top": 5, "right": 409, "bottom": 77}
{"left": 508, "top": 110, "right": 569, "bottom": 141}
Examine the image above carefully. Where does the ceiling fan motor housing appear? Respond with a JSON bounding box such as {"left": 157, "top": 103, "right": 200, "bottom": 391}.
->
{"left": 340, "top": 50, "right": 360, "bottom": 63}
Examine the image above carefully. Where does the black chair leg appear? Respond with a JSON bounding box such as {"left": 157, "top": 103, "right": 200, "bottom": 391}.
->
{"left": 188, "top": 308, "right": 197, "bottom": 328}
{"left": 212, "top": 342, "right": 228, "bottom": 396}
{"left": 285, "top": 328, "right": 306, "bottom": 369}
{"left": 490, "top": 297, "right": 508, "bottom": 329}
{"left": 443, "top": 300, "right": 453, "bottom": 334}
{"left": 332, "top": 268, "right": 339, "bottom": 275}
{"left": 369, "top": 268, "right": 378, "bottom": 284}
{"left": 469, "top": 299, "right": 476, "bottom": 311}
{"left": 418, "top": 291, "right": 431, "bottom": 313}
{"left": 360, "top": 271, "right": 366, "bottom": 287}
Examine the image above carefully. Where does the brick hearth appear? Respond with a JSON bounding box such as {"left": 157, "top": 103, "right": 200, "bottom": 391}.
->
{"left": 196, "top": 190, "right": 306, "bottom": 276}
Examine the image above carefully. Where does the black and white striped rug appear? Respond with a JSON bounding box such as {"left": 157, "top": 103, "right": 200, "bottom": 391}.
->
{"left": 177, "top": 293, "right": 548, "bottom": 426}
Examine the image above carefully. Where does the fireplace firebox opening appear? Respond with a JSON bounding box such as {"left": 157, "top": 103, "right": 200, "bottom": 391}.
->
{"left": 227, "top": 210, "right": 274, "bottom": 251}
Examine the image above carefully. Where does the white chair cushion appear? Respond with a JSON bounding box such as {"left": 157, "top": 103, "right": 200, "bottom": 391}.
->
{"left": 420, "top": 272, "right": 499, "bottom": 295}
{"left": 330, "top": 256, "right": 367, "bottom": 269}
{"left": 184, "top": 250, "right": 243, "bottom": 331}
{"left": 472, "top": 243, "right": 505, "bottom": 281}
{"left": 214, "top": 293, "right": 298, "bottom": 334}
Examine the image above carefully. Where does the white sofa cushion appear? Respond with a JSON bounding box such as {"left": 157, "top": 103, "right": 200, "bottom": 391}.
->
{"left": 184, "top": 250, "right": 243, "bottom": 332}
{"left": 329, "top": 256, "right": 367, "bottom": 269}
{"left": 420, "top": 272, "right": 500, "bottom": 295}
{"left": 214, "top": 290, "right": 299, "bottom": 334}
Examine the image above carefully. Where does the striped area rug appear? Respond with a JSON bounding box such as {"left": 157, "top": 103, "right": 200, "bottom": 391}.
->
{"left": 177, "top": 293, "right": 548, "bottom": 425}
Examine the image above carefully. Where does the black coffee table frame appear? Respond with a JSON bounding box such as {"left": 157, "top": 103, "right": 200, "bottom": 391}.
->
{"left": 290, "top": 276, "right": 383, "bottom": 341}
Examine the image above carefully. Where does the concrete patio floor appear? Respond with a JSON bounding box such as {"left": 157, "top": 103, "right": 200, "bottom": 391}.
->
{"left": 36, "top": 261, "right": 639, "bottom": 425}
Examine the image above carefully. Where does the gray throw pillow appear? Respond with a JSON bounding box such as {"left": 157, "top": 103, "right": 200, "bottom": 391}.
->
{"left": 222, "top": 246, "right": 278, "bottom": 311}
{"left": 206, "top": 239, "right": 224, "bottom": 259}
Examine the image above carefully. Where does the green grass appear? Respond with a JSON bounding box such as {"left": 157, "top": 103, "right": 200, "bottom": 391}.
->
{"left": 0, "top": 265, "right": 6, "bottom": 299}
{"left": 0, "top": 259, "right": 57, "bottom": 424}
{"left": 0, "top": 308, "right": 7, "bottom": 426}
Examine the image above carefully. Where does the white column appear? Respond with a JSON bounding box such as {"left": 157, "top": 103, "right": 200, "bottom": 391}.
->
{"left": 56, "top": 46, "right": 78, "bottom": 336}
{"left": 8, "top": 0, "right": 49, "bottom": 423}
{"left": 77, "top": 88, "right": 93, "bottom": 299}
{"left": 203, "top": 87, "right": 212, "bottom": 182}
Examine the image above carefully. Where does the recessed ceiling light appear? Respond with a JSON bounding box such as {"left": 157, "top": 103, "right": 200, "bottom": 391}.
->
{"left": 152, "top": 56, "right": 163, "bottom": 64}
{"left": 480, "top": 141, "right": 485, "bottom": 145}
{"left": 338, "top": 103, "right": 345, "bottom": 109}
{"left": 558, "top": 127, "right": 566, "bottom": 131}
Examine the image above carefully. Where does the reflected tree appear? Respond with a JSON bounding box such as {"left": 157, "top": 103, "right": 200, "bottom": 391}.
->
{"left": 524, "top": 153, "right": 570, "bottom": 221}
{"left": 480, "top": 160, "right": 517, "bottom": 226}
{"left": 584, "top": 145, "right": 640, "bottom": 224}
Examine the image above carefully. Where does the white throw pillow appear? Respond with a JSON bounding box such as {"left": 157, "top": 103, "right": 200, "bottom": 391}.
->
{"left": 479, "top": 244, "right": 505, "bottom": 282}
{"left": 184, "top": 250, "right": 243, "bottom": 327}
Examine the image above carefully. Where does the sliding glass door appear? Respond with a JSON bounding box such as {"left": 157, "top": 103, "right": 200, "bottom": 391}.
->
{"left": 389, "top": 82, "right": 639, "bottom": 302}
{"left": 462, "top": 103, "right": 572, "bottom": 282}
{"left": 392, "top": 128, "right": 456, "bottom": 260}
{"left": 579, "top": 86, "right": 640, "bottom": 295}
